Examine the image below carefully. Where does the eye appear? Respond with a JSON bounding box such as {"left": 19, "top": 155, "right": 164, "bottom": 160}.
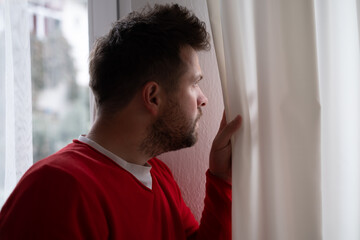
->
{"left": 193, "top": 79, "right": 201, "bottom": 87}
{"left": 193, "top": 75, "right": 203, "bottom": 87}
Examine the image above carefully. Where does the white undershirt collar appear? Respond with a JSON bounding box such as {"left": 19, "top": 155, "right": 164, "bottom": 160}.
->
{"left": 78, "top": 135, "right": 153, "bottom": 189}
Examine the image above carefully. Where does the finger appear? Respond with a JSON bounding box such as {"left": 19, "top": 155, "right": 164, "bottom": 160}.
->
{"left": 219, "top": 111, "right": 227, "bottom": 131}
{"left": 215, "top": 115, "right": 242, "bottom": 148}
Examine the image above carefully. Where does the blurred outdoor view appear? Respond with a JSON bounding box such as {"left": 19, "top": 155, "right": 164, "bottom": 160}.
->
{"left": 28, "top": 0, "right": 90, "bottom": 162}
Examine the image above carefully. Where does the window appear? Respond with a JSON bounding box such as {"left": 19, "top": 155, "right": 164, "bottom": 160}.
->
{"left": 28, "top": 0, "right": 90, "bottom": 162}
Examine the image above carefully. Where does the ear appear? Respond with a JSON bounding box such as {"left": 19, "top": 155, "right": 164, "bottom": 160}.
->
{"left": 142, "top": 81, "right": 163, "bottom": 116}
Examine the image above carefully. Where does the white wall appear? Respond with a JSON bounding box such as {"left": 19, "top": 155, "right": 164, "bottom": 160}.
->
{"left": 131, "top": 0, "right": 224, "bottom": 221}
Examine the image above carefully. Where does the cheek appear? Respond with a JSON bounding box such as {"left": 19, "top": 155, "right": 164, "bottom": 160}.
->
{"left": 178, "top": 88, "right": 199, "bottom": 117}
{"left": 186, "top": 92, "right": 200, "bottom": 116}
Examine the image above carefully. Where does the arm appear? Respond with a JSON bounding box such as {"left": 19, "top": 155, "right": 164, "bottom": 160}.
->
{"left": 187, "top": 170, "right": 232, "bottom": 240}
{"left": 188, "top": 112, "right": 242, "bottom": 239}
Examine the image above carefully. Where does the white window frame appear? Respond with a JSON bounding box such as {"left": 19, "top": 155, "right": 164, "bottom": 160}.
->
{"left": 87, "top": 0, "right": 131, "bottom": 122}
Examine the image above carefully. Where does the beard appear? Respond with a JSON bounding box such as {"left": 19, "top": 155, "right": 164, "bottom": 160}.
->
{"left": 140, "top": 100, "right": 202, "bottom": 157}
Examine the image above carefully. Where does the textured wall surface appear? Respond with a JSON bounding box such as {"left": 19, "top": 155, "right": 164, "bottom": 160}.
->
{"left": 131, "top": 0, "right": 224, "bottom": 221}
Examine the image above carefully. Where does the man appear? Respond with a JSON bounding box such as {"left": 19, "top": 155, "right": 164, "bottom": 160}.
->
{"left": 0, "top": 4, "right": 241, "bottom": 239}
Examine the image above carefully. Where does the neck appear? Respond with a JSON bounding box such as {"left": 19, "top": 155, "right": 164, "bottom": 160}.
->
{"left": 86, "top": 112, "right": 152, "bottom": 166}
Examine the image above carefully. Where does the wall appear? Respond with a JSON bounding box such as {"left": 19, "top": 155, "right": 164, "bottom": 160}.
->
{"left": 131, "top": 0, "right": 224, "bottom": 221}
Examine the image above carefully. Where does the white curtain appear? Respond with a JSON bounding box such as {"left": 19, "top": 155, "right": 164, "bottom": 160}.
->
{"left": 316, "top": 1, "right": 360, "bottom": 239}
{"left": 207, "top": 0, "right": 360, "bottom": 239}
{"left": 0, "top": 0, "right": 33, "bottom": 207}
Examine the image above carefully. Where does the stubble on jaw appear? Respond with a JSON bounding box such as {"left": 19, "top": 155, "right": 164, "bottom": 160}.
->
{"left": 140, "top": 100, "right": 202, "bottom": 158}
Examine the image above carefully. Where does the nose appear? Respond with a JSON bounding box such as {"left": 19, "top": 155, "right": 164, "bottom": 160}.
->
{"left": 198, "top": 89, "right": 208, "bottom": 107}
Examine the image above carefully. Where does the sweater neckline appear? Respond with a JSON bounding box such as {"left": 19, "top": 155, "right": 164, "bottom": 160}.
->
{"left": 77, "top": 135, "right": 153, "bottom": 189}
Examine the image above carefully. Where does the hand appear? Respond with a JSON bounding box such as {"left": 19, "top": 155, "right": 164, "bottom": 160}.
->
{"left": 209, "top": 111, "right": 242, "bottom": 183}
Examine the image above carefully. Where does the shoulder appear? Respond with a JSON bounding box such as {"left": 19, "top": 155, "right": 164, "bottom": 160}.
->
{"left": 11, "top": 159, "right": 83, "bottom": 203}
{"left": 28, "top": 141, "right": 115, "bottom": 181}
{"left": 148, "top": 158, "right": 182, "bottom": 197}
{"left": 148, "top": 157, "right": 175, "bottom": 179}
{"left": 21, "top": 143, "right": 84, "bottom": 187}
{"left": 12, "top": 141, "right": 114, "bottom": 203}
{"left": 1, "top": 142, "right": 108, "bottom": 217}
{"left": 148, "top": 157, "right": 171, "bottom": 171}
{"left": 0, "top": 162, "right": 84, "bottom": 222}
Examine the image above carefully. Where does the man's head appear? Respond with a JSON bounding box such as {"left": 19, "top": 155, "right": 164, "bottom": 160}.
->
{"left": 89, "top": 4, "right": 210, "bottom": 115}
{"left": 140, "top": 45, "right": 208, "bottom": 156}
{"left": 88, "top": 4, "right": 210, "bottom": 158}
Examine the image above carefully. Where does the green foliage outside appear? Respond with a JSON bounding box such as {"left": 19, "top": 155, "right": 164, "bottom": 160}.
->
{"left": 31, "top": 30, "right": 90, "bottom": 162}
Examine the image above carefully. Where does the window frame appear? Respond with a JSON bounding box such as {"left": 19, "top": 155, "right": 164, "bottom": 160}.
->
{"left": 87, "top": 0, "right": 131, "bottom": 122}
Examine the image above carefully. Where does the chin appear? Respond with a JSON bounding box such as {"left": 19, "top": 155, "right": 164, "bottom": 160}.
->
{"left": 184, "top": 129, "right": 198, "bottom": 148}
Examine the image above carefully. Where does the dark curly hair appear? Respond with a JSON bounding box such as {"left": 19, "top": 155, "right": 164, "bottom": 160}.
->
{"left": 89, "top": 4, "right": 210, "bottom": 114}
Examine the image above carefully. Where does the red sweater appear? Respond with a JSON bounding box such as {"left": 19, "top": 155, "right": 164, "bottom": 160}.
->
{"left": 0, "top": 140, "right": 231, "bottom": 239}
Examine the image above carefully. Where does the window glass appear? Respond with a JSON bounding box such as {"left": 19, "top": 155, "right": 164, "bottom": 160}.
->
{"left": 28, "top": 0, "right": 90, "bottom": 162}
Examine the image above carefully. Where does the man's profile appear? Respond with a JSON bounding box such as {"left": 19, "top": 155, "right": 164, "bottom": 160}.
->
{"left": 0, "top": 4, "right": 241, "bottom": 239}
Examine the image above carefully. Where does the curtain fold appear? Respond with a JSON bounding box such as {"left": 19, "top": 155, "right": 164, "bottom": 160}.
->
{"left": 0, "top": 0, "right": 33, "bottom": 207}
{"left": 315, "top": 1, "right": 360, "bottom": 239}
{"left": 207, "top": 0, "right": 335, "bottom": 239}
{"left": 207, "top": 0, "right": 261, "bottom": 239}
